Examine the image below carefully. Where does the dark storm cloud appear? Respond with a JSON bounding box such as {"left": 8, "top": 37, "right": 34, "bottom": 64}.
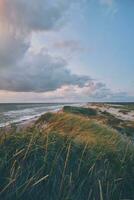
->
{"left": 0, "top": 53, "right": 91, "bottom": 92}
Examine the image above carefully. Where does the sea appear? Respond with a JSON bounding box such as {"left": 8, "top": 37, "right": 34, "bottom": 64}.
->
{"left": 0, "top": 103, "right": 77, "bottom": 127}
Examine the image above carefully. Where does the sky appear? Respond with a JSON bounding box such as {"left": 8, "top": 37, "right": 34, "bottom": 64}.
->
{"left": 0, "top": 0, "right": 134, "bottom": 102}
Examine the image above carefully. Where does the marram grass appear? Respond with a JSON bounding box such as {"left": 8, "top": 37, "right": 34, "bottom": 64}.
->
{"left": 0, "top": 110, "right": 134, "bottom": 200}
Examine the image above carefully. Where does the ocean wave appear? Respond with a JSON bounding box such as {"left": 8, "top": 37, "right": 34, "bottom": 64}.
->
{"left": 0, "top": 106, "right": 63, "bottom": 128}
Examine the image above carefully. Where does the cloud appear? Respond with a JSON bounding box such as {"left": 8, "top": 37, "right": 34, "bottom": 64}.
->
{"left": 0, "top": 0, "right": 131, "bottom": 102}
{"left": 0, "top": 80, "right": 134, "bottom": 102}
{"left": 0, "top": 0, "right": 92, "bottom": 95}
{"left": 54, "top": 40, "right": 86, "bottom": 52}
{"left": 0, "top": 31, "right": 29, "bottom": 67}
{"left": 0, "top": 0, "right": 76, "bottom": 68}
{"left": 0, "top": 52, "right": 91, "bottom": 92}
{"left": 39, "top": 81, "right": 111, "bottom": 102}
{"left": 48, "top": 83, "right": 134, "bottom": 102}
{"left": 0, "top": 0, "right": 73, "bottom": 33}
{"left": 0, "top": 81, "right": 110, "bottom": 102}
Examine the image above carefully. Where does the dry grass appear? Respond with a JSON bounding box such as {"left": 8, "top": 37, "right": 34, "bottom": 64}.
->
{"left": 0, "top": 109, "right": 134, "bottom": 200}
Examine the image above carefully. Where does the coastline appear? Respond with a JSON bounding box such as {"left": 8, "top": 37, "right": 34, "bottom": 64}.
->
{"left": 0, "top": 108, "right": 62, "bottom": 131}
{"left": 0, "top": 113, "right": 51, "bottom": 134}
{"left": 0, "top": 102, "right": 134, "bottom": 134}
{"left": 0, "top": 104, "right": 134, "bottom": 199}
{"left": 0, "top": 103, "right": 85, "bottom": 131}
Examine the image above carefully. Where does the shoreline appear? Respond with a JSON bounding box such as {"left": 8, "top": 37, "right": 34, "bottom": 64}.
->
{"left": 0, "top": 116, "right": 38, "bottom": 134}
{"left": 0, "top": 107, "right": 66, "bottom": 133}
{"left": 0, "top": 108, "right": 62, "bottom": 130}
{"left": 0, "top": 103, "right": 85, "bottom": 131}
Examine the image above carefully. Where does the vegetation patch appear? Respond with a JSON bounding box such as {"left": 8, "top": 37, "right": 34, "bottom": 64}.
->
{"left": 63, "top": 106, "right": 97, "bottom": 117}
{"left": 0, "top": 111, "right": 134, "bottom": 200}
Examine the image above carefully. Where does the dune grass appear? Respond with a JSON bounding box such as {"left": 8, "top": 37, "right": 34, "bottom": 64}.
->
{"left": 63, "top": 106, "right": 97, "bottom": 117}
{"left": 0, "top": 109, "right": 134, "bottom": 200}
